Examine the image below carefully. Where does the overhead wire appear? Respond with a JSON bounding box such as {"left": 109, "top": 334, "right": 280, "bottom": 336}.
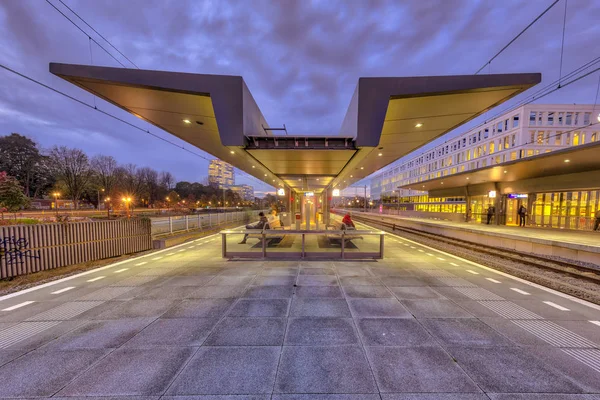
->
{"left": 56, "top": 0, "right": 140, "bottom": 69}
{"left": 475, "top": 0, "right": 561, "bottom": 74}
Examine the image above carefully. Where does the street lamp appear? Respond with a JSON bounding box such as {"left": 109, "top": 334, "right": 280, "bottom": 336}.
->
{"left": 52, "top": 192, "right": 60, "bottom": 218}
{"left": 104, "top": 197, "right": 111, "bottom": 219}
{"left": 97, "top": 188, "right": 104, "bottom": 210}
{"left": 122, "top": 197, "right": 132, "bottom": 218}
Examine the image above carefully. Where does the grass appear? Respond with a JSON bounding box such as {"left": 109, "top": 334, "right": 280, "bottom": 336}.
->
{"left": 0, "top": 218, "right": 40, "bottom": 226}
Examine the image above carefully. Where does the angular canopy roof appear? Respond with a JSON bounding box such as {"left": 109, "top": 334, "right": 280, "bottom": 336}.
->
{"left": 50, "top": 63, "right": 540, "bottom": 194}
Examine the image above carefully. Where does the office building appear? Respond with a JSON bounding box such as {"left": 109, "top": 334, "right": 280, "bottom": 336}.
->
{"left": 208, "top": 159, "right": 234, "bottom": 188}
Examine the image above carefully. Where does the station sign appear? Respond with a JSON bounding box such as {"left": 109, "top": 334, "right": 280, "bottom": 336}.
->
{"left": 304, "top": 191, "right": 314, "bottom": 197}
{"left": 488, "top": 190, "right": 497, "bottom": 198}
{"left": 508, "top": 193, "right": 528, "bottom": 199}
{"left": 332, "top": 189, "right": 340, "bottom": 197}
{"left": 277, "top": 188, "right": 285, "bottom": 196}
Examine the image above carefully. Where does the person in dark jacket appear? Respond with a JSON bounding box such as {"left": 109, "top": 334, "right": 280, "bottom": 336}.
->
{"left": 486, "top": 205, "right": 495, "bottom": 225}
{"left": 594, "top": 209, "right": 600, "bottom": 231}
{"left": 239, "top": 212, "right": 269, "bottom": 244}
{"left": 518, "top": 204, "right": 527, "bottom": 227}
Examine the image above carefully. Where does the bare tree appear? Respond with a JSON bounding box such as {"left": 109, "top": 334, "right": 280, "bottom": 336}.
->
{"left": 90, "top": 155, "right": 119, "bottom": 195}
{"left": 49, "top": 146, "right": 92, "bottom": 209}
{"left": 159, "top": 171, "right": 175, "bottom": 190}
{"left": 116, "top": 164, "right": 146, "bottom": 201}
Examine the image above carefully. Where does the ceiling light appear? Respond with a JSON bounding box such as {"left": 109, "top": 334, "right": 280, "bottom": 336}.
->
{"left": 360, "top": 167, "right": 364, "bottom": 170}
{"left": 350, "top": 175, "right": 353, "bottom": 178}
{"left": 230, "top": 150, "right": 235, "bottom": 154}
{"left": 415, "top": 123, "right": 423, "bottom": 128}
{"left": 597, "top": 113, "right": 600, "bottom": 122}
{"left": 183, "top": 119, "right": 191, "bottom": 124}
{"left": 252, "top": 166, "right": 255, "bottom": 168}
{"left": 441, "top": 182, "right": 444, "bottom": 184}
{"left": 264, "top": 174, "right": 267, "bottom": 176}
{"left": 466, "top": 177, "right": 469, "bottom": 180}
{"left": 564, "top": 159, "right": 570, "bottom": 163}
{"left": 378, "top": 153, "right": 383, "bottom": 156}
{"left": 504, "top": 170, "right": 507, "bottom": 173}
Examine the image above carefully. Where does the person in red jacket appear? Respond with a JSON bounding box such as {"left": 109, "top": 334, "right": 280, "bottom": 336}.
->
{"left": 342, "top": 212, "right": 355, "bottom": 228}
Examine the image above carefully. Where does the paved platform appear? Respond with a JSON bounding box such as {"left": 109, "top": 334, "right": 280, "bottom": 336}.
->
{"left": 350, "top": 211, "right": 600, "bottom": 266}
{"left": 1, "top": 226, "right": 600, "bottom": 399}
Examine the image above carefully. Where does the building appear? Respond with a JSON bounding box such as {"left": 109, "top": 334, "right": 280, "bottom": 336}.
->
{"left": 229, "top": 184, "right": 254, "bottom": 201}
{"left": 208, "top": 159, "right": 234, "bottom": 188}
{"left": 371, "top": 104, "right": 600, "bottom": 229}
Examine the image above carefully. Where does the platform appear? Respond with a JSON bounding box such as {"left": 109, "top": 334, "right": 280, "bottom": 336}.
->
{"left": 0, "top": 225, "right": 600, "bottom": 398}
{"left": 347, "top": 211, "right": 600, "bottom": 266}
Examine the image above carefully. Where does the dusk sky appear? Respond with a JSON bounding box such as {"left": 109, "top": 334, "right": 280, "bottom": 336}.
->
{"left": 1, "top": 0, "right": 598, "bottom": 196}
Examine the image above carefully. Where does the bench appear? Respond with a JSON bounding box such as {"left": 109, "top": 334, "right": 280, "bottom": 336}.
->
{"left": 244, "top": 218, "right": 285, "bottom": 246}
{"left": 326, "top": 220, "right": 363, "bottom": 246}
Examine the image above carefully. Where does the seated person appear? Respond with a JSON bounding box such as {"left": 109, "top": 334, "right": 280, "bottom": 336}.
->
{"left": 342, "top": 212, "right": 355, "bottom": 229}
{"left": 239, "top": 212, "right": 269, "bottom": 244}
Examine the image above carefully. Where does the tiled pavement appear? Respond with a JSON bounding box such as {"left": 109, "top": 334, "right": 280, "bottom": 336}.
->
{"left": 1, "top": 232, "right": 600, "bottom": 399}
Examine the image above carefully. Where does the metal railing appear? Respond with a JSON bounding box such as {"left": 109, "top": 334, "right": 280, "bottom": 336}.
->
{"left": 150, "top": 210, "right": 267, "bottom": 235}
{"left": 220, "top": 228, "right": 385, "bottom": 259}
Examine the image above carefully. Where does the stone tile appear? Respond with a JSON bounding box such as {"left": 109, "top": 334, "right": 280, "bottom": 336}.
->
{"left": 162, "top": 299, "right": 234, "bottom": 319}
{"left": 261, "top": 267, "right": 298, "bottom": 276}
{"left": 59, "top": 347, "right": 194, "bottom": 396}
{"left": 340, "top": 277, "right": 381, "bottom": 286}
{"left": 370, "top": 267, "right": 418, "bottom": 277}
{"left": 244, "top": 285, "right": 295, "bottom": 298}
{"left": 95, "top": 300, "right": 176, "bottom": 319}
{"left": 357, "top": 318, "right": 435, "bottom": 346}
{"left": 2, "top": 320, "right": 84, "bottom": 350}
{"left": 389, "top": 286, "right": 445, "bottom": 299}
{"left": 219, "top": 268, "right": 261, "bottom": 276}
{"left": 447, "top": 346, "right": 585, "bottom": 393}
{"left": 0, "top": 349, "right": 107, "bottom": 397}
{"left": 299, "top": 267, "right": 335, "bottom": 275}
{"left": 295, "top": 286, "right": 344, "bottom": 298}
{"left": 421, "top": 318, "right": 514, "bottom": 347}
{"left": 165, "top": 396, "right": 268, "bottom": 400}
{"left": 189, "top": 286, "right": 247, "bottom": 299}
{"left": 253, "top": 276, "right": 297, "bottom": 286}
{"left": 379, "top": 277, "right": 430, "bottom": 286}
{"left": 382, "top": 395, "right": 488, "bottom": 400}
{"left": 335, "top": 267, "right": 372, "bottom": 276}
{"left": 42, "top": 319, "right": 153, "bottom": 350}
{"left": 229, "top": 299, "right": 289, "bottom": 317}
{"left": 0, "top": 349, "right": 27, "bottom": 368}
{"left": 124, "top": 318, "right": 218, "bottom": 347}
{"left": 275, "top": 346, "right": 377, "bottom": 393}
{"left": 158, "top": 275, "right": 216, "bottom": 287}
{"left": 401, "top": 299, "right": 473, "bottom": 318}
{"left": 366, "top": 346, "right": 479, "bottom": 393}
{"left": 132, "top": 286, "right": 200, "bottom": 300}
{"left": 285, "top": 317, "right": 358, "bottom": 345}
{"left": 297, "top": 275, "right": 338, "bottom": 286}
{"left": 349, "top": 298, "right": 411, "bottom": 318}
{"left": 343, "top": 285, "right": 393, "bottom": 298}
{"left": 290, "top": 298, "right": 352, "bottom": 317}
{"left": 167, "top": 346, "right": 280, "bottom": 395}
{"left": 206, "top": 276, "right": 254, "bottom": 286}
{"left": 178, "top": 267, "right": 224, "bottom": 276}
{"left": 205, "top": 317, "right": 285, "bottom": 346}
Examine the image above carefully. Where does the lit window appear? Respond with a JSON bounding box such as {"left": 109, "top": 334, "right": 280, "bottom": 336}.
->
{"left": 573, "top": 132, "right": 580, "bottom": 145}
{"left": 490, "top": 142, "right": 495, "bottom": 154}
{"left": 565, "top": 132, "right": 571, "bottom": 145}
{"left": 536, "top": 131, "right": 544, "bottom": 144}
{"left": 510, "top": 151, "right": 517, "bottom": 160}
{"left": 555, "top": 132, "right": 562, "bottom": 145}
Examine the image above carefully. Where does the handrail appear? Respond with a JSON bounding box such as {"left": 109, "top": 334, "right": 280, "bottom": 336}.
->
{"left": 221, "top": 229, "right": 385, "bottom": 235}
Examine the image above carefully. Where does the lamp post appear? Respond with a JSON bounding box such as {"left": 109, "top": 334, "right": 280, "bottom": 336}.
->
{"left": 97, "top": 188, "right": 104, "bottom": 210}
{"left": 122, "top": 197, "right": 132, "bottom": 218}
{"left": 104, "top": 197, "right": 111, "bottom": 219}
{"left": 52, "top": 192, "right": 60, "bottom": 218}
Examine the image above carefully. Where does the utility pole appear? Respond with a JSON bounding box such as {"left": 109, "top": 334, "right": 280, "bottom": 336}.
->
{"left": 363, "top": 185, "right": 367, "bottom": 213}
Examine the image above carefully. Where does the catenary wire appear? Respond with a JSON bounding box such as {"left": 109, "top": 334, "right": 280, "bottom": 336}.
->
{"left": 56, "top": 0, "right": 139, "bottom": 69}
{"left": 475, "top": 0, "right": 561, "bottom": 74}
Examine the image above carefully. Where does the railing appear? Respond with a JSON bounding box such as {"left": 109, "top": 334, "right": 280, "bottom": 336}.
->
{"left": 151, "top": 210, "right": 267, "bottom": 235}
{"left": 220, "top": 228, "right": 385, "bottom": 259}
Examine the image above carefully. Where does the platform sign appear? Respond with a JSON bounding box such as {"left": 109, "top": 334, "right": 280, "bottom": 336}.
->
{"left": 332, "top": 189, "right": 340, "bottom": 197}
{"left": 277, "top": 188, "right": 285, "bottom": 196}
{"left": 508, "top": 193, "right": 528, "bottom": 199}
{"left": 488, "top": 190, "right": 497, "bottom": 198}
{"left": 304, "top": 191, "right": 314, "bottom": 197}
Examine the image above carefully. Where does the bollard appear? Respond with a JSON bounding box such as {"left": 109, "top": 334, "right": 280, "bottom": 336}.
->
{"left": 169, "top": 216, "right": 173, "bottom": 234}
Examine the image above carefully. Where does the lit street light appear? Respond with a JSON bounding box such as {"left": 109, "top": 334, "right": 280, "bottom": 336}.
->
{"left": 52, "top": 192, "right": 60, "bottom": 218}
{"left": 122, "top": 197, "right": 132, "bottom": 218}
{"left": 104, "top": 197, "right": 111, "bottom": 219}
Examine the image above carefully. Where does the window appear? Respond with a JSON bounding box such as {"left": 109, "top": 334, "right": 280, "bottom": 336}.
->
{"left": 558, "top": 112, "right": 564, "bottom": 125}
{"left": 504, "top": 136, "right": 510, "bottom": 149}
{"left": 574, "top": 113, "right": 579, "bottom": 125}
{"left": 573, "top": 132, "right": 580, "bottom": 146}
{"left": 566, "top": 112, "right": 572, "bottom": 125}
{"left": 555, "top": 131, "right": 562, "bottom": 145}
{"left": 529, "top": 111, "right": 536, "bottom": 125}
{"left": 510, "top": 151, "right": 517, "bottom": 160}
{"left": 565, "top": 132, "right": 571, "bottom": 145}
{"left": 489, "top": 142, "right": 495, "bottom": 154}
{"left": 527, "top": 149, "right": 534, "bottom": 157}
{"left": 584, "top": 112, "right": 591, "bottom": 125}
{"left": 497, "top": 121, "right": 503, "bottom": 133}
{"left": 530, "top": 130, "right": 535, "bottom": 143}
{"left": 536, "top": 131, "right": 544, "bottom": 144}
{"left": 484, "top": 128, "right": 489, "bottom": 139}
{"left": 511, "top": 134, "right": 516, "bottom": 147}
{"left": 504, "top": 119, "right": 509, "bottom": 131}
{"left": 547, "top": 112, "right": 554, "bottom": 125}
{"left": 592, "top": 132, "right": 598, "bottom": 142}
{"left": 538, "top": 112, "right": 543, "bottom": 125}
{"left": 512, "top": 115, "right": 519, "bottom": 128}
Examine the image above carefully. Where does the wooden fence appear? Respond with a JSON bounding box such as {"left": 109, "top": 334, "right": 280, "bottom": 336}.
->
{"left": 0, "top": 219, "right": 152, "bottom": 279}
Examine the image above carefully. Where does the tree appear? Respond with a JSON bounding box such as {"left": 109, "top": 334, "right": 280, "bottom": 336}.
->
{"left": 90, "top": 155, "right": 119, "bottom": 195}
{"left": 0, "top": 172, "right": 30, "bottom": 216}
{"left": 49, "top": 146, "right": 93, "bottom": 209}
{"left": 160, "top": 171, "right": 175, "bottom": 190}
{"left": 0, "top": 133, "right": 45, "bottom": 197}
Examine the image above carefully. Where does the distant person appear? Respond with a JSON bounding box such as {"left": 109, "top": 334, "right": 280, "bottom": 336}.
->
{"left": 239, "top": 212, "right": 268, "bottom": 244}
{"left": 486, "top": 205, "right": 495, "bottom": 225}
{"left": 518, "top": 204, "right": 527, "bottom": 227}
{"left": 594, "top": 209, "right": 600, "bottom": 231}
{"left": 342, "top": 212, "right": 355, "bottom": 229}
{"left": 268, "top": 209, "right": 278, "bottom": 222}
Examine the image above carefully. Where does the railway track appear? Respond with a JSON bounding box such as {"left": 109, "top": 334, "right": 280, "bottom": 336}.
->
{"left": 343, "top": 212, "right": 600, "bottom": 286}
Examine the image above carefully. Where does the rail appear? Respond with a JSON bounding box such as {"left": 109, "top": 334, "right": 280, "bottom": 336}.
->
{"left": 220, "top": 228, "right": 385, "bottom": 259}
{"left": 151, "top": 210, "right": 267, "bottom": 235}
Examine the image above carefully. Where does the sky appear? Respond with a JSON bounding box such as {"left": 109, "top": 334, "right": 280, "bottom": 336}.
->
{"left": 0, "top": 0, "right": 598, "bottom": 196}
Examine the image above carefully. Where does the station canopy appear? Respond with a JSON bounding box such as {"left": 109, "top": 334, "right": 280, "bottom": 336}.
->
{"left": 50, "top": 63, "right": 540, "bottom": 194}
